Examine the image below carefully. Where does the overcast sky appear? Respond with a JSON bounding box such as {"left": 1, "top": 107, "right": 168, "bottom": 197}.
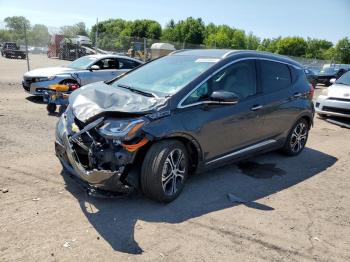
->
{"left": 0, "top": 0, "right": 349, "bottom": 43}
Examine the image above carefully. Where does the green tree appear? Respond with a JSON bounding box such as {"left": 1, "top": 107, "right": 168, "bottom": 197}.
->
{"left": 246, "top": 32, "right": 260, "bottom": 50}
{"left": 231, "top": 29, "right": 246, "bottom": 49}
{"left": 60, "top": 22, "right": 88, "bottom": 37}
{"left": 29, "top": 24, "right": 50, "bottom": 46}
{"left": 335, "top": 37, "right": 350, "bottom": 64}
{"left": 4, "top": 16, "right": 30, "bottom": 31}
{"left": 162, "top": 17, "right": 205, "bottom": 45}
{"left": 305, "top": 38, "right": 333, "bottom": 59}
{"left": 204, "top": 25, "right": 233, "bottom": 48}
{"left": 276, "top": 37, "right": 307, "bottom": 57}
{"left": 257, "top": 37, "right": 281, "bottom": 53}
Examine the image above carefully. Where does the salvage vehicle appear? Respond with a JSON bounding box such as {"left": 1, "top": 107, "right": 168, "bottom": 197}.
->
{"left": 315, "top": 71, "right": 350, "bottom": 118}
{"left": 1, "top": 42, "right": 26, "bottom": 59}
{"left": 55, "top": 49, "right": 314, "bottom": 203}
{"left": 317, "top": 65, "right": 348, "bottom": 86}
{"left": 22, "top": 54, "right": 143, "bottom": 96}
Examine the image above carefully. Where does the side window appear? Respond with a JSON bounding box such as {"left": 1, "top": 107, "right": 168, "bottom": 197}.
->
{"left": 260, "top": 60, "right": 291, "bottom": 93}
{"left": 94, "top": 58, "right": 118, "bottom": 70}
{"left": 118, "top": 59, "right": 141, "bottom": 69}
{"left": 183, "top": 60, "right": 257, "bottom": 105}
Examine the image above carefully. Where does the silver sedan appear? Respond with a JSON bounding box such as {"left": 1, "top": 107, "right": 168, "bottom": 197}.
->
{"left": 22, "top": 54, "right": 143, "bottom": 95}
{"left": 315, "top": 71, "right": 350, "bottom": 118}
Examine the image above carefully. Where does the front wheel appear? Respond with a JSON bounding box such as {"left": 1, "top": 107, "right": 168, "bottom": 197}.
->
{"left": 47, "top": 103, "right": 57, "bottom": 114}
{"left": 281, "top": 118, "right": 309, "bottom": 156}
{"left": 141, "top": 140, "right": 189, "bottom": 203}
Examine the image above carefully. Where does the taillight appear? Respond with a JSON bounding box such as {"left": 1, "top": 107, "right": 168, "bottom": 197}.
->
{"left": 68, "top": 84, "right": 80, "bottom": 91}
{"left": 308, "top": 83, "right": 314, "bottom": 99}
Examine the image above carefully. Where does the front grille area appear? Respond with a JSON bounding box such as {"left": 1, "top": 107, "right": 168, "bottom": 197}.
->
{"left": 322, "top": 106, "right": 350, "bottom": 115}
{"left": 328, "top": 97, "right": 350, "bottom": 102}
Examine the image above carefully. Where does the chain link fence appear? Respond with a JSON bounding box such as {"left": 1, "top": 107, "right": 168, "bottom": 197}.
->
{"left": 0, "top": 19, "right": 335, "bottom": 73}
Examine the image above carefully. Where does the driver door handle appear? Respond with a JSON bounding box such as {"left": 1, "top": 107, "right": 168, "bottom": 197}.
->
{"left": 251, "top": 105, "right": 263, "bottom": 111}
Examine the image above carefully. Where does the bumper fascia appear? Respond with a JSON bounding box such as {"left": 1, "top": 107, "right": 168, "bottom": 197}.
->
{"left": 22, "top": 79, "right": 61, "bottom": 96}
{"left": 55, "top": 116, "right": 134, "bottom": 194}
{"left": 315, "top": 96, "right": 350, "bottom": 118}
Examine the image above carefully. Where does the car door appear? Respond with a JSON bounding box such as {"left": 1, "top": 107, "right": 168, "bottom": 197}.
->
{"left": 179, "top": 59, "right": 265, "bottom": 163}
{"left": 87, "top": 58, "right": 119, "bottom": 84}
{"left": 117, "top": 58, "right": 141, "bottom": 75}
{"left": 258, "top": 60, "right": 298, "bottom": 139}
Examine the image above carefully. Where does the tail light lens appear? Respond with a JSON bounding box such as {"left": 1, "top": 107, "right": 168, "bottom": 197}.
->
{"left": 308, "top": 84, "right": 314, "bottom": 99}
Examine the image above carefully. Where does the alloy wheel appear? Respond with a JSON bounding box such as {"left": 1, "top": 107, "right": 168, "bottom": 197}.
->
{"left": 161, "top": 148, "right": 186, "bottom": 196}
{"left": 290, "top": 122, "right": 308, "bottom": 153}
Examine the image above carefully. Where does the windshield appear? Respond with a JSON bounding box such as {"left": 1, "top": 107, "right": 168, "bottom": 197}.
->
{"left": 335, "top": 71, "right": 350, "bottom": 86}
{"left": 67, "top": 56, "right": 98, "bottom": 69}
{"left": 319, "top": 67, "right": 337, "bottom": 75}
{"left": 112, "top": 55, "right": 218, "bottom": 96}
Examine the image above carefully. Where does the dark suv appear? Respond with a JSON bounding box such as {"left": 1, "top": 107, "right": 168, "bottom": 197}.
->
{"left": 55, "top": 49, "right": 314, "bottom": 203}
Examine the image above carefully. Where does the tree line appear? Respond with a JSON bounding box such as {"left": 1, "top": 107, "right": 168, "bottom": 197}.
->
{"left": 1, "top": 16, "right": 349, "bottom": 63}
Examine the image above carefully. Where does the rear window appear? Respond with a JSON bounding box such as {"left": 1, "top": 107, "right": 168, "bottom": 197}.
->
{"left": 118, "top": 58, "right": 141, "bottom": 69}
{"left": 260, "top": 60, "right": 292, "bottom": 93}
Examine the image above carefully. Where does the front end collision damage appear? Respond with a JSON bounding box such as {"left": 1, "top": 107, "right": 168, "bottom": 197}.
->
{"left": 55, "top": 106, "right": 174, "bottom": 195}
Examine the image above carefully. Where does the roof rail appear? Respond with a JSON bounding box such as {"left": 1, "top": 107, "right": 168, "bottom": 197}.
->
{"left": 221, "top": 50, "right": 238, "bottom": 58}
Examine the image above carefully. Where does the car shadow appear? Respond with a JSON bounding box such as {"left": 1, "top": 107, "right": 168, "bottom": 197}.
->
{"left": 61, "top": 147, "right": 337, "bottom": 254}
{"left": 25, "top": 96, "right": 45, "bottom": 104}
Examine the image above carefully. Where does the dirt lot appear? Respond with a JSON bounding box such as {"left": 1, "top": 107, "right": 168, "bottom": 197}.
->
{"left": 0, "top": 55, "right": 350, "bottom": 262}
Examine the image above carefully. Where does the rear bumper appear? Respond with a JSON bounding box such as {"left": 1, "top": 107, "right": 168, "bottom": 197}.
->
{"left": 315, "top": 96, "right": 350, "bottom": 118}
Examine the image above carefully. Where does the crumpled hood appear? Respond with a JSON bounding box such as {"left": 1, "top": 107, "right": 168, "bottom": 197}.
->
{"left": 24, "top": 66, "right": 77, "bottom": 77}
{"left": 69, "top": 82, "right": 167, "bottom": 122}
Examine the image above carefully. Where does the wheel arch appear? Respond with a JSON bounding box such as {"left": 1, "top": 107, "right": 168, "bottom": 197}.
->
{"left": 139, "top": 132, "right": 204, "bottom": 173}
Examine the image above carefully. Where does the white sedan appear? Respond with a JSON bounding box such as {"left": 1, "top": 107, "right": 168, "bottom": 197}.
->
{"left": 315, "top": 71, "right": 350, "bottom": 118}
{"left": 22, "top": 54, "right": 143, "bottom": 96}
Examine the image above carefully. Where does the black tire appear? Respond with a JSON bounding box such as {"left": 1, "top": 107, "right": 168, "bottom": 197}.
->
{"left": 281, "top": 118, "right": 309, "bottom": 156}
{"left": 47, "top": 103, "right": 57, "bottom": 114}
{"left": 141, "top": 140, "right": 189, "bottom": 203}
{"left": 58, "top": 105, "right": 67, "bottom": 115}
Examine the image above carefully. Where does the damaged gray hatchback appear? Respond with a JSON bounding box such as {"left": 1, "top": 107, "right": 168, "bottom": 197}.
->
{"left": 55, "top": 49, "right": 314, "bottom": 202}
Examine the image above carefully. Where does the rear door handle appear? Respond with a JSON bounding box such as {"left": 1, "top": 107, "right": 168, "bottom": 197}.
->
{"left": 251, "top": 105, "right": 263, "bottom": 111}
{"left": 293, "top": 92, "right": 302, "bottom": 98}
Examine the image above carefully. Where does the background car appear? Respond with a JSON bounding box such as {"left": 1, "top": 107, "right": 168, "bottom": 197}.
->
{"left": 22, "top": 54, "right": 143, "bottom": 95}
{"left": 315, "top": 71, "right": 350, "bottom": 118}
{"left": 317, "top": 65, "right": 349, "bottom": 86}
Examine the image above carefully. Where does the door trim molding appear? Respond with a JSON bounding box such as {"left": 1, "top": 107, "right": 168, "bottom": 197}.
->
{"left": 206, "top": 139, "right": 277, "bottom": 165}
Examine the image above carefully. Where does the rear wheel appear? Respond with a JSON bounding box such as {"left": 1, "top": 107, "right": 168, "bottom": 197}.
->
{"left": 282, "top": 118, "right": 309, "bottom": 156}
{"left": 141, "top": 140, "right": 189, "bottom": 203}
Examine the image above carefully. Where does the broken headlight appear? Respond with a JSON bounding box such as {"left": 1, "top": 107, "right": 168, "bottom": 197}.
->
{"left": 97, "top": 118, "right": 148, "bottom": 141}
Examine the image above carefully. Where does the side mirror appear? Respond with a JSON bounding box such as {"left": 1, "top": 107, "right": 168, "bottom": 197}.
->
{"left": 330, "top": 78, "right": 336, "bottom": 84}
{"left": 210, "top": 91, "right": 239, "bottom": 104}
{"left": 90, "top": 65, "right": 100, "bottom": 71}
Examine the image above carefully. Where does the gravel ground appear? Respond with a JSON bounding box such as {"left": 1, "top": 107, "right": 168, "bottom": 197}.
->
{"left": 0, "top": 55, "right": 350, "bottom": 261}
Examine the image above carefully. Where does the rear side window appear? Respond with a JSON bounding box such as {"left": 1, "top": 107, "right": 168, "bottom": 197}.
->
{"left": 260, "top": 60, "right": 291, "bottom": 93}
{"left": 118, "top": 59, "right": 141, "bottom": 69}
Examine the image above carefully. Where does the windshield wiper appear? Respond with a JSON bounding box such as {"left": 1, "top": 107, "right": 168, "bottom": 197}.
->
{"left": 117, "top": 84, "right": 155, "bottom": 97}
